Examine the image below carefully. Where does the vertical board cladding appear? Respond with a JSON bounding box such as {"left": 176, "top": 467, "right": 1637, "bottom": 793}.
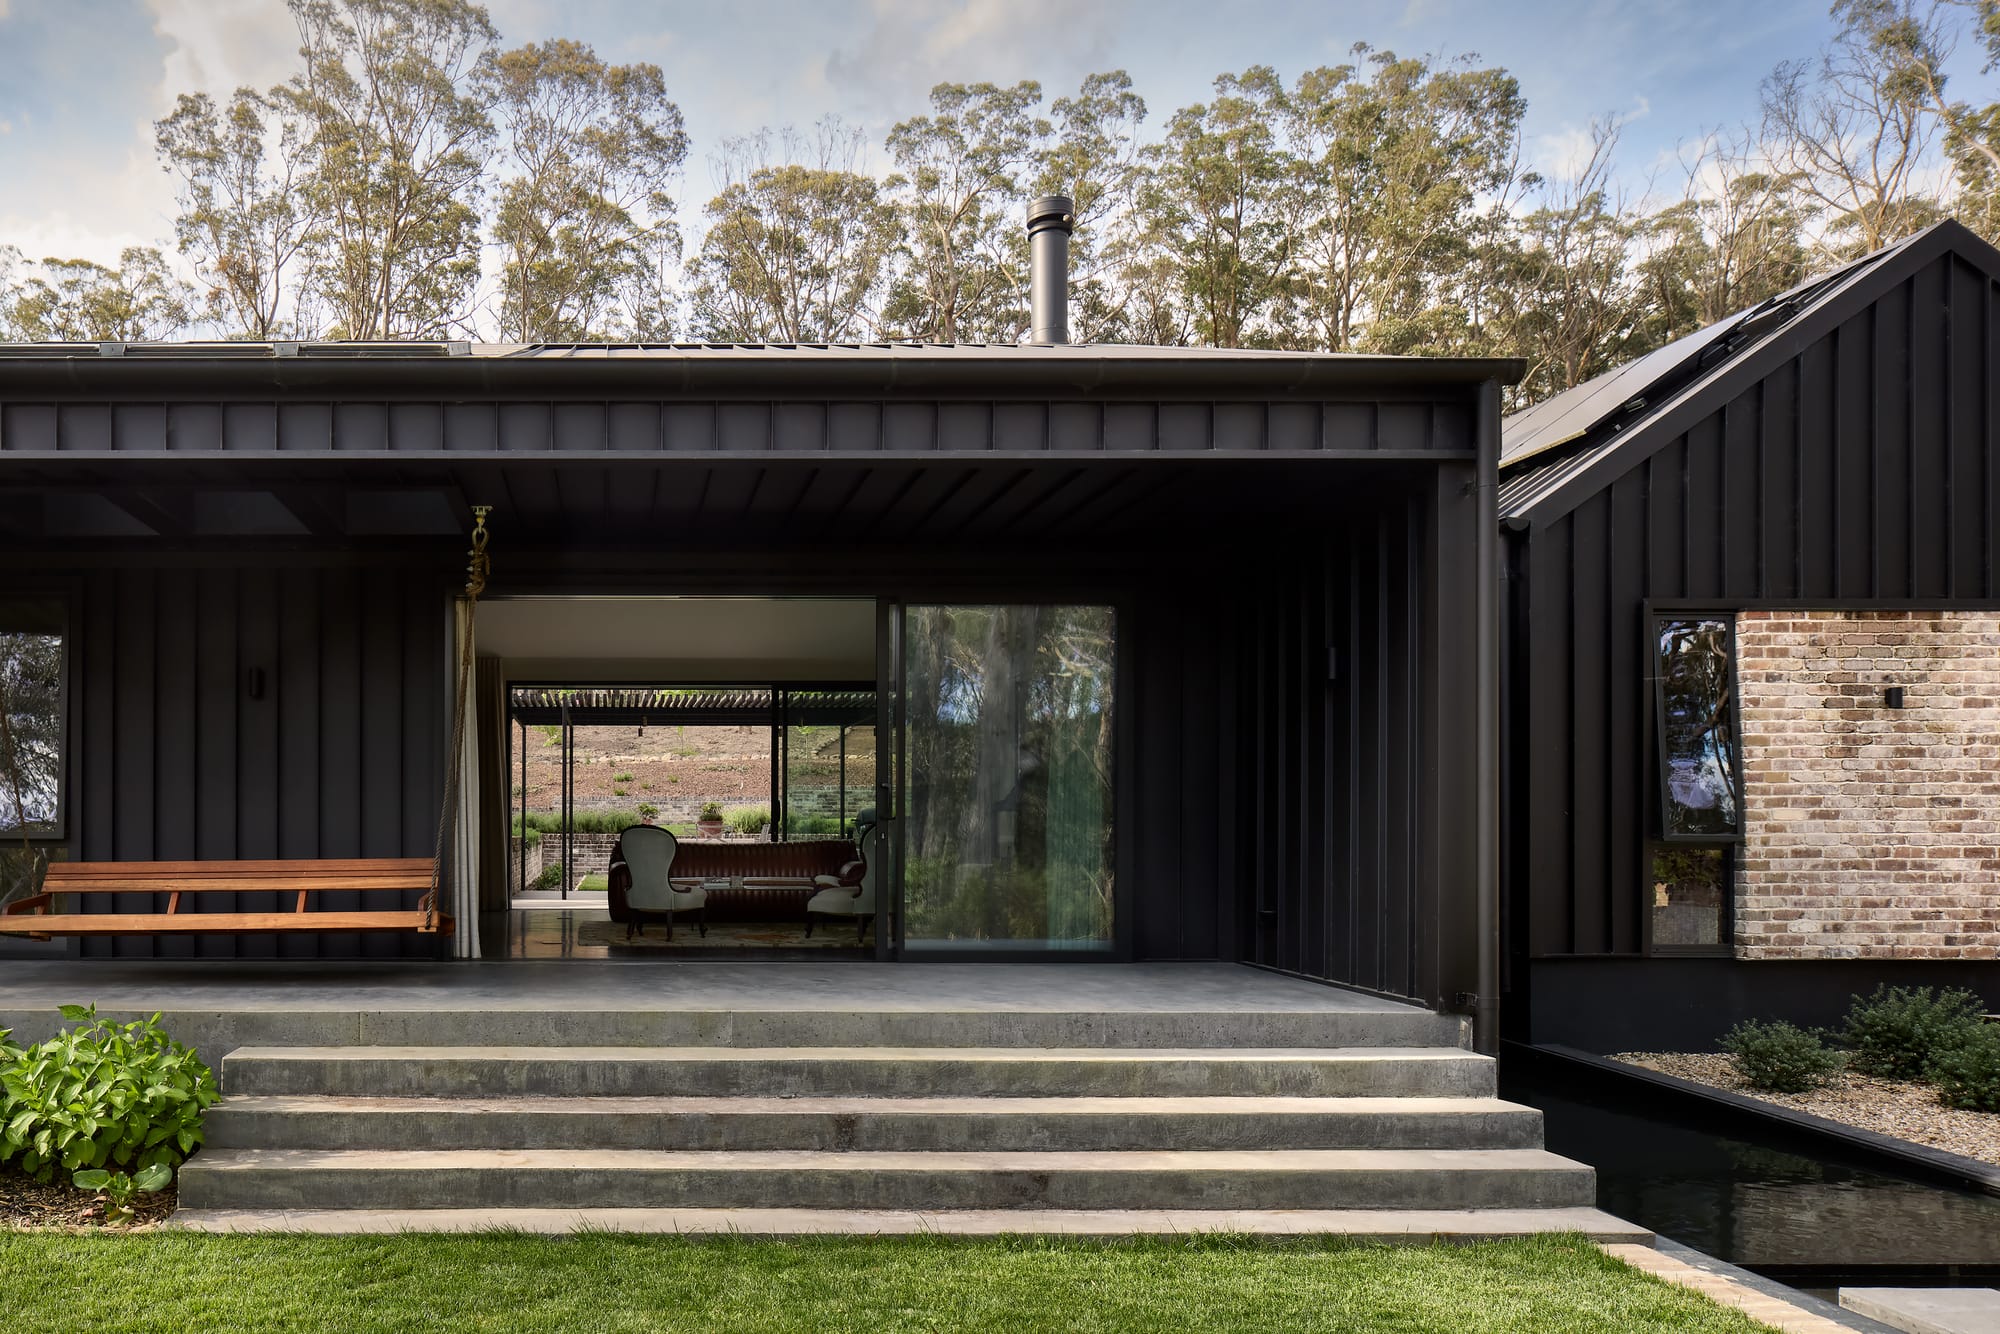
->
{"left": 1230, "top": 474, "right": 1462, "bottom": 1007}
{"left": 1513, "top": 247, "right": 2000, "bottom": 959}
{"left": 73, "top": 563, "right": 450, "bottom": 959}
{"left": 1736, "top": 610, "right": 2000, "bottom": 960}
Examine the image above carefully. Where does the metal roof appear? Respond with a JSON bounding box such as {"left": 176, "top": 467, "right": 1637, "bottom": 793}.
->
{"left": 1498, "top": 221, "right": 1984, "bottom": 528}
{"left": 0, "top": 338, "right": 1523, "bottom": 399}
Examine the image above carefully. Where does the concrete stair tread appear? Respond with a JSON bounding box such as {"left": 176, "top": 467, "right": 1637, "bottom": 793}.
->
{"left": 187, "top": 1146, "right": 1587, "bottom": 1172}
{"left": 166, "top": 1205, "right": 1651, "bottom": 1239}
{"left": 223, "top": 1044, "right": 1480, "bottom": 1062}
{"left": 210, "top": 1093, "right": 1532, "bottom": 1115}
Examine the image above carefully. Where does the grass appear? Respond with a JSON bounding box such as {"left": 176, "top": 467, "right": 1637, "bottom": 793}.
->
{"left": 0, "top": 1232, "right": 1770, "bottom": 1333}
{"left": 575, "top": 873, "right": 607, "bottom": 892}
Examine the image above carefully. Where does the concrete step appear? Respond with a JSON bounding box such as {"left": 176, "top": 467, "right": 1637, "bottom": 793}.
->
{"left": 175, "top": 1147, "right": 1598, "bottom": 1213}
{"left": 166, "top": 1204, "right": 1653, "bottom": 1241}
{"left": 21, "top": 1006, "right": 1467, "bottom": 1055}
{"left": 203, "top": 1093, "right": 1546, "bottom": 1153}
{"left": 220, "top": 1046, "right": 1497, "bottom": 1100}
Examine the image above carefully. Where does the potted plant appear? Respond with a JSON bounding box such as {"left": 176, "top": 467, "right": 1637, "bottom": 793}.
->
{"left": 697, "top": 801, "right": 725, "bottom": 837}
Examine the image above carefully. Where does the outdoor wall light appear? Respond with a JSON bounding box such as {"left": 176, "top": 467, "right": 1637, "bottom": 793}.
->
{"left": 1884, "top": 685, "right": 1905, "bottom": 709}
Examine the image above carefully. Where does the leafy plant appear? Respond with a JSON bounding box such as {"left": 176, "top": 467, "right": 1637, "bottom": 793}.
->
{"left": 1721, "top": 1019, "right": 1845, "bottom": 1093}
{"left": 529, "top": 862, "right": 567, "bottom": 891}
{"left": 725, "top": 804, "right": 770, "bottom": 835}
{"left": 699, "top": 801, "right": 724, "bottom": 821}
{"left": 1931, "top": 1025, "right": 2000, "bottom": 1112}
{"left": 614, "top": 772, "right": 634, "bottom": 783}
{"left": 73, "top": 1162, "right": 172, "bottom": 1223}
{"left": 637, "top": 803, "right": 660, "bottom": 822}
{"left": 0, "top": 1005, "right": 219, "bottom": 1191}
{"left": 612, "top": 787, "right": 628, "bottom": 797}
{"left": 1842, "top": 985, "right": 1987, "bottom": 1080}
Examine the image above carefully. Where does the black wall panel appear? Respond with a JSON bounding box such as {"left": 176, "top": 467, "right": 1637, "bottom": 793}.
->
{"left": 65, "top": 563, "right": 450, "bottom": 959}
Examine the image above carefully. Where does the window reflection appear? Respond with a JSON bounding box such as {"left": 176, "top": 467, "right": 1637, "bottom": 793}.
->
{"left": 904, "top": 605, "right": 1115, "bottom": 950}
{"left": 1655, "top": 616, "right": 1740, "bottom": 838}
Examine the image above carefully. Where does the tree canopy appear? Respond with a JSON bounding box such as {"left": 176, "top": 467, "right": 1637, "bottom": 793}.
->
{"left": 4, "top": 0, "right": 2000, "bottom": 407}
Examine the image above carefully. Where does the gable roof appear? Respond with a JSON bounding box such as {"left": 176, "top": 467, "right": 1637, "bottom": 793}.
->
{"left": 1498, "top": 219, "right": 2000, "bottom": 529}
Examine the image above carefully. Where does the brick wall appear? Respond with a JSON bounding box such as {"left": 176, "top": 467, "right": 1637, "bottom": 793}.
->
{"left": 1737, "top": 610, "right": 2000, "bottom": 960}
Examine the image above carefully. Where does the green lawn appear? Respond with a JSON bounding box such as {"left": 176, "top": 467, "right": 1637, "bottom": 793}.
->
{"left": 0, "top": 1232, "right": 1771, "bottom": 1333}
{"left": 575, "top": 873, "right": 607, "bottom": 892}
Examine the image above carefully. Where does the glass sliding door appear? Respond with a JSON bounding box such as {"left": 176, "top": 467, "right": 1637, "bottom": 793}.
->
{"left": 899, "top": 604, "right": 1116, "bottom": 952}
{"left": 778, "top": 689, "right": 876, "bottom": 841}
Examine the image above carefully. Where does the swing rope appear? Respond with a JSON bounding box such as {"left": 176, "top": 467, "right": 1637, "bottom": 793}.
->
{"left": 425, "top": 506, "right": 492, "bottom": 936}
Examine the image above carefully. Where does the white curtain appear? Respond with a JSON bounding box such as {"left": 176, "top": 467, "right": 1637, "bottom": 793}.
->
{"left": 450, "top": 598, "right": 481, "bottom": 958}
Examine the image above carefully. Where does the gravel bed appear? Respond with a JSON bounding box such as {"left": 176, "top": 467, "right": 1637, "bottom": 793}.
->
{"left": 0, "top": 1166, "right": 175, "bottom": 1231}
{"left": 1612, "top": 1051, "right": 2000, "bottom": 1167}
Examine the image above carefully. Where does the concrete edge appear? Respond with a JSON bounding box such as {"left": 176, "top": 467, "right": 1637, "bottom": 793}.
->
{"left": 1524, "top": 1043, "right": 2000, "bottom": 1198}
{"left": 163, "top": 1206, "right": 1653, "bottom": 1240}
{"left": 1604, "top": 1239, "right": 1901, "bottom": 1334}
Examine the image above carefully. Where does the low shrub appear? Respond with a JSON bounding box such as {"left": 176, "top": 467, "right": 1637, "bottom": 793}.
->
{"left": 1931, "top": 1024, "right": 2000, "bottom": 1112}
{"left": 529, "top": 862, "right": 567, "bottom": 891}
{"left": 0, "top": 1005, "right": 220, "bottom": 1196}
{"left": 1842, "top": 984, "right": 1987, "bottom": 1080}
{"left": 1721, "top": 1019, "right": 1845, "bottom": 1093}
{"left": 699, "top": 802, "right": 724, "bottom": 821}
{"left": 726, "top": 804, "right": 770, "bottom": 836}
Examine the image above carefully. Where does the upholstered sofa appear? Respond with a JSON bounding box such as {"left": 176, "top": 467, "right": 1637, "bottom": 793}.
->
{"left": 604, "top": 835, "right": 857, "bottom": 923}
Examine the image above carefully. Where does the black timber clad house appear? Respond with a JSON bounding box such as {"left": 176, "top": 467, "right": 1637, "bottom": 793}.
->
{"left": 0, "top": 340, "right": 1516, "bottom": 1044}
{"left": 1500, "top": 219, "right": 2000, "bottom": 1052}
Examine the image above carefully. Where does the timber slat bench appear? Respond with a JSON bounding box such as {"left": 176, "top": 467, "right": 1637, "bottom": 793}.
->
{"left": 0, "top": 858, "right": 451, "bottom": 939}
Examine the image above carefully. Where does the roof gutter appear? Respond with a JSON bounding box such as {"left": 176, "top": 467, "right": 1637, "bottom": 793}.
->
{"left": 0, "top": 350, "right": 1527, "bottom": 401}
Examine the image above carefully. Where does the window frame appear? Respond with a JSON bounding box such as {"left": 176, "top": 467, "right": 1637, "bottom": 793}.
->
{"left": 1647, "top": 608, "right": 1746, "bottom": 846}
{"left": 0, "top": 590, "right": 73, "bottom": 844}
{"left": 1639, "top": 603, "right": 1743, "bottom": 958}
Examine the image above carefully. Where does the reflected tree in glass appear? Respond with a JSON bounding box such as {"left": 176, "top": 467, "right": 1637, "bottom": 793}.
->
{"left": 1655, "top": 617, "right": 1740, "bottom": 837}
{"left": 904, "top": 605, "right": 1115, "bottom": 948}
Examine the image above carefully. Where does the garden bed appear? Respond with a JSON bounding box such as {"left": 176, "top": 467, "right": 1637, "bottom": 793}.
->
{"left": 0, "top": 1165, "right": 175, "bottom": 1231}
{"left": 1611, "top": 1051, "right": 2000, "bottom": 1168}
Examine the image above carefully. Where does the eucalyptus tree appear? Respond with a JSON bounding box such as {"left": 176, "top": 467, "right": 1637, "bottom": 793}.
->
{"left": 1635, "top": 130, "right": 1812, "bottom": 345}
{"left": 1483, "top": 125, "right": 1644, "bottom": 407}
{"left": 280, "top": 0, "right": 497, "bottom": 338}
{"left": 7, "top": 249, "right": 195, "bottom": 342}
{"left": 689, "top": 122, "right": 898, "bottom": 343}
{"left": 1274, "top": 47, "right": 1527, "bottom": 355}
{"left": 1033, "top": 71, "right": 1149, "bottom": 344}
{"left": 882, "top": 80, "right": 1046, "bottom": 342}
{"left": 1762, "top": 0, "right": 1945, "bottom": 257}
{"left": 154, "top": 88, "right": 312, "bottom": 339}
{"left": 1141, "top": 67, "right": 1294, "bottom": 347}
{"left": 483, "top": 39, "right": 688, "bottom": 342}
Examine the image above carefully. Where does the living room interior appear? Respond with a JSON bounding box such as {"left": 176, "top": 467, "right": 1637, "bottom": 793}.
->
{"left": 472, "top": 595, "right": 880, "bottom": 960}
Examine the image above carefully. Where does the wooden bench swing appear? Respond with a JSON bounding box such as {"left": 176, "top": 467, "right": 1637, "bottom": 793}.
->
{"left": 0, "top": 510, "right": 492, "bottom": 944}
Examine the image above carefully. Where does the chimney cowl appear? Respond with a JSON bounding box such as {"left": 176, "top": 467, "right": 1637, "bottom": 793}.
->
{"left": 1026, "top": 195, "right": 1075, "bottom": 345}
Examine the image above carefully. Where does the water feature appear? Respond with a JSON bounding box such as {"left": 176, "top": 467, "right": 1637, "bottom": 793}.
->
{"left": 1504, "top": 1061, "right": 2000, "bottom": 1292}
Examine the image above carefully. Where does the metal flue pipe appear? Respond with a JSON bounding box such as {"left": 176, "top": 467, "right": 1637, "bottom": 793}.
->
{"left": 1027, "top": 195, "right": 1074, "bottom": 345}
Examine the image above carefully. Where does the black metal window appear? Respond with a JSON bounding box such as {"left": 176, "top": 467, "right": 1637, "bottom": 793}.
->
{"left": 1653, "top": 616, "right": 1743, "bottom": 840}
{"left": 1648, "top": 613, "right": 1742, "bottom": 953}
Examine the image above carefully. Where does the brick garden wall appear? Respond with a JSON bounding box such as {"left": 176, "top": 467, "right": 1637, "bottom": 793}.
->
{"left": 1736, "top": 610, "right": 2000, "bottom": 960}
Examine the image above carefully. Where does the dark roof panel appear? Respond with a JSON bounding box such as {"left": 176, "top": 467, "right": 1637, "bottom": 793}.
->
{"left": 1498, "top": 221, "right": 1993, "bottom": 527}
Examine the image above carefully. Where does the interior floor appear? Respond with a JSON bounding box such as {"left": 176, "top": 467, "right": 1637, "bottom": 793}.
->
{"left": 498, "top": 907, "right": 872, "bottom": 961}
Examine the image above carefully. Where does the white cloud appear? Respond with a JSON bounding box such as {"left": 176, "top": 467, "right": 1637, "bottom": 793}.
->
{"left": 142, "top": 0, "right": 299, "bottom": 98}
{"left": 823, "top": 0, "right": 1130, "bottom": 120}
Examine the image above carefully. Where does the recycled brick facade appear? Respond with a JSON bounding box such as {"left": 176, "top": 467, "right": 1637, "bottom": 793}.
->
{"left": 1736, "top": 610, "right": 2000, "bottom": 960}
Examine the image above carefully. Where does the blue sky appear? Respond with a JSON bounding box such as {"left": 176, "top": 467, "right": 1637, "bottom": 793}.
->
{"left": 0, "top": 0, "right": 1941, "bottom": 268}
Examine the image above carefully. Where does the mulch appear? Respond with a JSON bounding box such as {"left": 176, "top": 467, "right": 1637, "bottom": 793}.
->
{"left": 0, "top": 1165, "right": 176, "bottom": 1231}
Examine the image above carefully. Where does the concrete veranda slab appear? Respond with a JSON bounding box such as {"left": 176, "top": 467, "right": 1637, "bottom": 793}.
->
{"left": 0, "top": 960, "right": 1416, "bottom": 1015}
